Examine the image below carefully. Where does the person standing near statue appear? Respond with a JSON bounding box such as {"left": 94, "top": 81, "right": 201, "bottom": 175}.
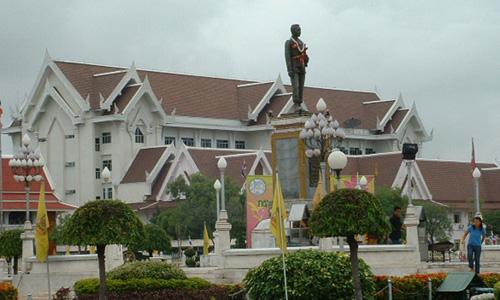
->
{"left": 285, "top": 24, "right": 309, "bottom": 112}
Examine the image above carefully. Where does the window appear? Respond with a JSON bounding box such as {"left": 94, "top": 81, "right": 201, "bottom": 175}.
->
{"left": 165, "top": 136, "right": 176, "bottom": 145}
{"left": 338, "top": 147, "right": 348, "bottom": 154}
{"left": 135, "top": 128, "right": 144, "bottom": 143}
{"left": 96, "top": 168, "right": 101, "bottom": 179}
{"left": 107, "top": 187, "right": 113, "bottom": 199}
{"left": 38, "top": 138, "right": 47, "bottom": 142}
{"left": 103, "top": 159, "right": 112, "bottom": 171}
{"left": 365, "top": 148, "right": 376, "bottom": 155}
{"left": 349, "top": 147, "right": 362, "bottom": 155}
{"left": 96, "top": 196, "right": 101, "bottom": 200}
{"left": 181, "top": 137, "right": 194, "bottom": 147}
{"left": 201, "top": 138, "right": 212, "bottom": 148}
{"left": 65, "top": 162, "right": 75, "bottom": 167}
{"left": 102, "top": 188, "right": 106, "bottom": 200}
{"left": 217, "top": 139, "right": 229, "bottom": 149}
{"left": 95, "top": 138, "right": 100, "bottom": 152}
{"left": 65, "top": 134, "right": 75, "bottom": 139}
{"left": 454, "top": 213, "right": 461, "bottom": 224}
{"left": 101, "top": 188, "right": 113, "bottom": 199}
{"left": 235, "top": 140, "right": 246, "bottom": 149}
{"left": 65, "top": 189, "right": 76, "bottom": 195}
{"left": 102, "top": 132, "right": 111, "bottom": 144}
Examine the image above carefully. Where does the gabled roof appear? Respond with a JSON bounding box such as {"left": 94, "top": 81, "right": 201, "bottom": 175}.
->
{"left": 342, "top": 152, "right": 403, "bottom": 188}
{"left": 0, "top": 157, "right": 76, "bottom": 211}
{"left": 121, "top": 146, "right": 169, "bottom": 183}
{"left": 237, "top": 82, "right": 274, "bottom": 120}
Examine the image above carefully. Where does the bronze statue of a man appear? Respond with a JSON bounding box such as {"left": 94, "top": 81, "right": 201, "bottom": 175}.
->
{"left": 285, "top": 24, "right": 309, "bottom": 112}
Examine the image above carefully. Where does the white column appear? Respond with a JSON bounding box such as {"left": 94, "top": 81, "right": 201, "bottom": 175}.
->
{"left": 20, "top": 229, "right": 35, "bottom": 273}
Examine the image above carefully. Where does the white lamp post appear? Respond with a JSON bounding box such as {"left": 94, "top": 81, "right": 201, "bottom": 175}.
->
{"left": 9, "top": 133, "right": 45, "bottom": 230}
{"left": 328, "top": 150, "right": 348, "bottom": 191}
{"left": 217, "top": 157, "right": 227, "bottom": 211}
{"left": 101, "top": 167, "right": 112, "bottom": 199}
{"left": 214, "top": 179, "right": 221, "bottom": 220}
{"left": 300, "top": 98, "right": 345, "bottom": 194}
{"left": 472, "top": 167, "right": 481, "bottom": 216}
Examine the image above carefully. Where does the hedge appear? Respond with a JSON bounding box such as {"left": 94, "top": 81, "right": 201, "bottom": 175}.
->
{"left": 0, "top": 282, "right": 18, "bottom": 300}
{"left": 107, "top": 261, "right": 187, "bottom": 281}
{"left": 74, "top": 277, "right": 244, "bottom": 300}
{"left": 374, "top": 273, "right": 500, "bottom": 300}
{"left": 494, "top": 281, "right": 500, "bottom": 300}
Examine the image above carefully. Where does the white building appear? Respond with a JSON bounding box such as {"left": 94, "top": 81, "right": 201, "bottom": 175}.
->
{"left": 4, "top": 52, "right": 431, "bottom": 207}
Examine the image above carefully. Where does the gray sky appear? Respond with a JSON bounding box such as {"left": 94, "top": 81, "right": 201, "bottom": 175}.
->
{"left": 1, "top": 0, "right": 499, "bottom": 162}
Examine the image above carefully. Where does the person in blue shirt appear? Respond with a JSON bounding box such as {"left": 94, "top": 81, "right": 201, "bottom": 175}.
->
{"left": 461, "top": 216, "right": 486, "bottom": 273}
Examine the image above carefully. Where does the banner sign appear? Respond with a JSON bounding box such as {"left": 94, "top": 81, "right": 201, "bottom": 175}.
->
{"left": 330, "top": 175, "right": 376, "bottom": 193}
{"left": 245, "top": 175, "right": 273, "bottom": 248}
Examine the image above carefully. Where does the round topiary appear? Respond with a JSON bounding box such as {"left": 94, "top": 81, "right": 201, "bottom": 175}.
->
{"left": 244, "top": 250, "right": 375, "bottom": 300}
{"left": 185, "top": 257, "right": 197, "bottom": 268}
{"left": 108, "top": 261, "right": 186, "bottom": 281}
{"left": 184, "top": 248, "right": 196, "bottom": 258}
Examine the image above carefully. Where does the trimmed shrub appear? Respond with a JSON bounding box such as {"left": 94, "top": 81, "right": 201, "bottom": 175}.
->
{"left": 483, "top": 273, "right": 500, "bottom": 288}
{"left": 184, "top": 248, "right": 196, "bottom": 258}
{"left": 107, "top": 261, "right": 186, "bottom": 281}
{"left": 74, "top": 277, "right": 244, "bottom": 300}
{"left": 494, "top": 281, "right": 500, "bottom": 300}
{"left": 244, "top": 250, "right": 375, "bottom": 300}
{"left": 0, "top": 282, "right": 18, "bottom": 300}
{"left": 185, "top": 257, "right": 197, "bottom": 267}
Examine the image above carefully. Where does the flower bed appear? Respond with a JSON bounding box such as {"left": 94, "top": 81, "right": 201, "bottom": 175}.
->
{"left": 374, "top": 273, "right": 500, "bottom": 300}
{"left": 0, "top": 282, "right": 18, "bottom": 300}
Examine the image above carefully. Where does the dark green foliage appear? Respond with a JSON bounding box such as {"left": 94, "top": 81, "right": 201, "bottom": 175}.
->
{"left": 107, "top": 261, "right": 186, "bottom": 281}
{"left": 129, "top": 224, "right": 172, "bottom": 256}
{"left": 0, "top": 229, "right": 23, "bottom": 259}
{"left": 52, "top": 287, "right": 71, "bottom": 300}
{"left": 244, "top": 250, "right": 375, "bottom": 300}
{"left": 310, "top": 189, "right": 390, "bottom": 238}
{"left": 414, "top": 200, "right": 452, "bottom": 242}
{"left": 494, "top": 281, "right": 500, "bottom": 300}
{"left": 484, "top": 211, "right": 500, "bottom": 235}
{"left": 185, "top": 257, "right": 196, "bottom": 267}
{"left": 153, "top": 173, "right": 246, "bottom": 247}
{"left": 376, "top": 187, "right": 408, "bottom": 218}
{"left": 63, "top": 200, "right": 144, "bottom": 247}
{"left": 74, "top": 277, "right": 244, "bottom": 300}
{"left": 50, "top": 214, "right": 71, "bottom": 245}
{"left": 184, "top": 248, "right": 196, "bottom": 258}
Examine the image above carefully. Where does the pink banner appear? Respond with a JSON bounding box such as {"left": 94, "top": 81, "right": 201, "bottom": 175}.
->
{"left": 245, "top": 175, "right": 273, "bottom": 248}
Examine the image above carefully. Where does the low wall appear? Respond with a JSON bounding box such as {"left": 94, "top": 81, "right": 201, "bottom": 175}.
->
{"left": 219, "top": 244, "right": 421, "bottom": 283}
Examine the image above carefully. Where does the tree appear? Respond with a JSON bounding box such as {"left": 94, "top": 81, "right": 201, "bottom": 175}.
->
{"left": 50, "top": 213, "right": 72, "bottom": 245}
{"left": 0, "top": 229, "right": 23, "bottom": 275}
{"left": 484, "top": 211, "right": 500, "bottom": 235}
{"left": 153, "top": 173, "right": 246, "bottom": 247}
{"left": 130, "top": 224, "right": 172, "bottom": 257}
{"left": 376, "top": 187, "right": 409, "bottom": 218}
{"left": 64, "top": 200, "right": 144, "bottom": 300}
{"left": 415, "top": 200, "right": 452, "bottom": 243}
{"left": 310, "top": 189, "right": 390, "bottom": 300}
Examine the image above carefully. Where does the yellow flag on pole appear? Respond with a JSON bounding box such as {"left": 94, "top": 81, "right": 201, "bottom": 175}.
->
{"left": 203, "top": 223, "right": 211, "bottom": 256}
{"left": 311, "top": 171, "right": 325, "bottom": 210}
{"left": 270, "top": 172, "right": 288, "bottom": 253}
{"left": 35, "top": 182, "right": 49, "bottom": 262}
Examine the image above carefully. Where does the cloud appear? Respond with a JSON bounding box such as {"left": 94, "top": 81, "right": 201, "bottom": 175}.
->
{"left": 1, "top": 0, "right": 499, "bottom": 161}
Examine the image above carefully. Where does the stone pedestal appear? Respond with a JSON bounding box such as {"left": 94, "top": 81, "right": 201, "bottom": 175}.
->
{"left": 21, "top": 222, "right": 34, "bottom": 273}
{"left": 105, "top": 244, "right": 124, "bottom": 271}
{"left": 404, "top": 205, "right": 421, "bottom": 263}
{"left": 212, "top": 210, "right": 232, "bottom": 267}
{"left": 319, "top": 237, "right": 333, "bottom": 252}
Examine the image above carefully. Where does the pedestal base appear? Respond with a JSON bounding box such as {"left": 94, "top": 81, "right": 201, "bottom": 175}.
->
{"left": 21, "top": 222, "right": 34, "bottom": 273}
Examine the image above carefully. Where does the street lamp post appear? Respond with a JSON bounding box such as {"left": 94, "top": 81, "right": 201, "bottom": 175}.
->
{"left": 328, "top": 150, "right": 348, "bottom": 191}
{"left": 217, "top": 157, "right": 227, "bottom": 212}
{"left": 101, "top": 167, "right": 111, "bottom": 199}
{"left": 214, "top": 179, "right": 221, "bottom": 221}
{"left": 299, "top": 98, "right": 345, "bottom": 194}
{"left": 472, "top": 167, "right": 481, "bottom": 216}
{"left": 9, "top": 133, "right": 44, "bottom": 230}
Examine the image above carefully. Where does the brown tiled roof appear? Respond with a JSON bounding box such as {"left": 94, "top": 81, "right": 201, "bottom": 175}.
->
{"left": 53, "top": 61, "right": 397, "bottom": 128}
{"left": 255, "top": 94, "right": 291, "bottom": 125}
{"left": 384, "top": 108, "right": 409, "bottom": 133}
{"left": 8, "top": 119, "right": 22, "bottom": 128}
{"left": 343, "top": 153, "right": 402, "bottom": 188}
{"left": 237, "top": 82, "right": 273, "bottom": 120}
{"left": 113, "top": 84, "right": 141, "bottom": 112}
{"left": 188, "top": 148, "right": 267, "bottom": 186}
{"left": 416, "top": 159, "right": 498, "bottom": 210}
{"left": 121, "top": 147, "right": 168, "bottom": 183}
{"left": 150, "top": 161, "right": 172, "bottom": 200}
{"left": 128, "top": 200, "right": 179, "bottom": 212}
{"left": 363, "top": 100, "right": 395, "bottom": 130}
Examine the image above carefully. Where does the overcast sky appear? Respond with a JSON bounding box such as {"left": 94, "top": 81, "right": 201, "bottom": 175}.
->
{"left": 1, "top": 1, "right": 499, "bottom": 162}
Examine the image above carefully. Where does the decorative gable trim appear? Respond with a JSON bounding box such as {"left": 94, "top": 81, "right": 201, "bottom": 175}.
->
{"left": 394, "top": 102, "right": 431, "bottom": 141}
{"left": 376, "top": 94, "right": 404, "bottom": 131}
{"left": 121, "top": 76, "right": 168, "bottom": 124}
{"left": 278, "top": 95, "right": 308, "bottom": 116}
{"left": 100, "top": 62, "right": 141, "bottom": 111}
{"left": 247, "top": 75, "right": 288, "bottom": 121}
{"left": 392, "top": 161, "right": 433, "bottom": 201}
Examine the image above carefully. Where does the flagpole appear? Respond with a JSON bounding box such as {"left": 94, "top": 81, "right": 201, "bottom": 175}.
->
{"left": 276, "top": 172, "right": 289, "bottom": 300}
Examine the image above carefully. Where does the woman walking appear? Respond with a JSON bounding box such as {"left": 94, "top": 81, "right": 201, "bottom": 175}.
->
{"left": 461, "top": 216, "right": 486, "bottom": 273}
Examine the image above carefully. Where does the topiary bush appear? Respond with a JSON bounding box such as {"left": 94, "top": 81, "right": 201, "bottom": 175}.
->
{"left": 244, "top": 250, "right": 375, "bottom": 300}
{"left": 185, "top": 257, "right": 197, "bottom": 267}
{"left": 107, "top": 261, "right": 186, "bottom": 281}
{"left": 0, "top": 282, "right": 18, "bottom": 300}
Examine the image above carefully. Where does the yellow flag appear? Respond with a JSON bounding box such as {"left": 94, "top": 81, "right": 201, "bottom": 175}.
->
{"left": 311, "top": 171, "right": 325, "bottom": 210}
{"left": 35, "top": 182, "right": 49, "bottom": 262}
{"left": 270, "top": 172, "right": 288, "bottom": 253}
{"left": 203, "top": 223, "right": 211, "bottom": 256}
